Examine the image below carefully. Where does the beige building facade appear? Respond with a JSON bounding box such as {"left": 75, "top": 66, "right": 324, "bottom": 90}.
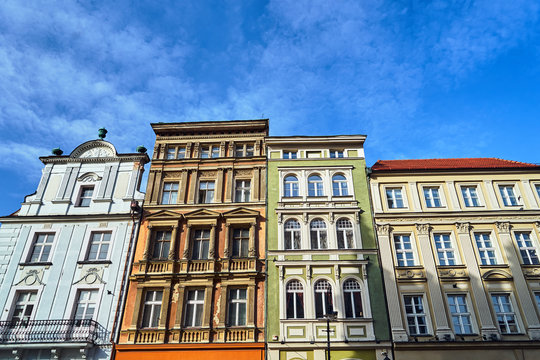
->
{"left": 370, "top": 158, "right": 540, "bottom": 360}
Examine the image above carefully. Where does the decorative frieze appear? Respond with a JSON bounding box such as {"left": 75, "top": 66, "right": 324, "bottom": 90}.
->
{"left": 495, "top": 221, "right": 511, "bottom": 234}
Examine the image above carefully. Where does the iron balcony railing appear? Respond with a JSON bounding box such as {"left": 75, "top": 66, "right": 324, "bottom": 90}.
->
{"left": 0, "top": 319, "right": 100, "bottom": 344}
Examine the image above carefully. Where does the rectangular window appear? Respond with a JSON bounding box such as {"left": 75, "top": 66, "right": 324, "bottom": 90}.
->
{"left": 535, "top": 292, "right": 540, "bottom": 311}
{"left": 386, "top": 188, "right": 404, "bottom": 208}
{"left": 499, "top": 185, "right": 518, "bottom": 206}
{"left": 515, "top": 232, "right": 539, "bottom": 265}
{"left": 185, "top": 289, "right": 204, "bottom": 327}
{"left": 201, "top": 146, "right": 210, "bottom": 158}
{"left": 177, "top": 147, "right": 186, "bottom": 159}
{"left": 283, "top": 151, "right": 297, "bottom": 159}
{"left": 235, "top": 144, "right": 254, "bottom": 157}
{"left": 491, "top": 294, "right": 519, "bottom": 334}
{"left": 198, "top": 181, "right": 215, "bottom": 204}
{"left": 394, "top": 235, "right": 415, "bottom": 266}
{"left": 235, "top": 180, "right": 251, "bottom": 202}
{"left": 74, "top": 289, "right": 98, "bottom": 320}
{"left": 166, "top": 147, "right": 176, "bottom": 159}
{"left": 161, "top": 182, "right": 179, "bottom": 204}
{"left": 11, "top": 291, "right": 37, "bottom": 322}
{"left": 404, "top": 295, "right": 428, "bottom": 335}
{"left": 211, "top": 146, "right": 220, "bottom": 158}
{"left": 232, "top": 228, "right": 249, "bottom": 257}
{"left": 29, "top": 233, "right": 55, "bottom": 263}
{"left": 475, "top": 233, "right": 497, "bottom": 265}
{"left": 433, "top": 234, "right": 455, "bottom": 266}
{"left": 141, "top": 290, "right": 162, "bottom": 328}
{"left": 227, "top": 288, "right": 247, "bottom": 326}
{"left": 461, "top": 186, "right": 480, "bottom": 207}
{"left": 192, "top": 229, "right": 210, "bottom": 260}
{"left": 329, "top": 150, "right": 343, "bottom": 158}
{"left": 447, "top": 295, "right": 473, "bottom": 334}
{"left": 423, "top": 187, "right": 442, "bottom": 208}
{"left": 536, "top": 184, "right": 540, "bottom": 199}
{"left": 77, "top": 186, "right": 94, "bottom": 207}
{"left": 153, "top": 231, "right": 171, "bottom": 259}
{"left": 86, "top": 231, "right": 111, "bottom": 261}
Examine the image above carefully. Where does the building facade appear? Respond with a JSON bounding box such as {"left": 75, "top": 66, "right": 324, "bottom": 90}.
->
{"left": 370, "top": 158, "right": 540, "bottom": 360}
{"left": 115, "top": 120, "right": 268, "bottom": 360}
{"left": 0, "top": 136, "right": 148, "bottom": 359}
{"left": 266, "top": 136, "right": 391, "bottom": 360}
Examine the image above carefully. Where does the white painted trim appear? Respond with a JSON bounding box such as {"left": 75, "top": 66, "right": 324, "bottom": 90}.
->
{"left": 21, "top": 227, "right": 61, "bottom": 264}
{"left": 1, "top": 285, "right": 45, "bottom": 321}
{"left": 77, "top": 226, "right": 118, "bottom": 262}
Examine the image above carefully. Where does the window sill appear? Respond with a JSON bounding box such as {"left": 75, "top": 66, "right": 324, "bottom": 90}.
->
{"left": 19, "top": 262, "right": 53, "bottom": 267}
{"left": 77, "top": 260, "right": 112, "bottom": 265}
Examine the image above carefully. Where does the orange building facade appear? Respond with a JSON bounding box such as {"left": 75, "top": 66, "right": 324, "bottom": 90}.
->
{"left": 115, "top": 120, "right": 268, "bottom": 359}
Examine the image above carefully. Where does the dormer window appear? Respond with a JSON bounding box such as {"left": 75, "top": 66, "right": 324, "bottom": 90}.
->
{"left": 77, "top": 186, "right": 94, "bottom": 207}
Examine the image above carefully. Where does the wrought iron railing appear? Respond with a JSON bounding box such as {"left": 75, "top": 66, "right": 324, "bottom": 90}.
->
{"left": 0, "top": 319, "right": 100, "bottom": 344}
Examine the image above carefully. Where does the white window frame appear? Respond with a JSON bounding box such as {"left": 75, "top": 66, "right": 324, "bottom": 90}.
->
{"left": 140, "top": 289, "right": 163, "bottom": 328}
{"left": 433, "top": 233, "right": 459, "bottom": 266}
{"left": 10, "top": 290, "right": 39, "bottom": 322}
{"left": 332, "top": 174, "right": 349, "bottom": 197}
{"left": 78, "top": 227, "right": 116, "bottom": 262}
{"left": 285, "top": 279, "right": 305, "bottom": 319}
{"left": 310, "top": 219, "right": 328, "bottom": 249}
{"left": 227, "top": 288, "right": 247, "bottom": 327}
{"left": 314, "top": 278, "right": 334, "bottom": 318}
{"left": 342, "top": 278, "right": 363, "bottom": 318}
{"left": 491, "top": 293, "right": 520, "bottom": 334}
{"left": 184, "top": 289, "right": 205, "bottom": 327}
{"left": 447, "top": 294, "right": 474, "bottom": 335}
{"left": 336, "top": 218, "right": 355, "bottom": 249}
{"left": 72, "top": 289, "right": 100, "bottom": 321}
{"left": 329, "top": 150, "right": 344, "bottom": 158}
{"left": 198, "top": 180, "right": 215, "bottom": 204}
{"left": 422, "top": 185, "right": 445, "bottom": 208}
{"left": 307, "top": 174, "right": 324, "bottom": 197}
{"left": 393, "top": 234, "right": 417, "bottom": 267}
{"left": 460, "top": 185, "right": 483, "bottom": 208}
{"left": 192, "top": 229, "right": 210, "bottom": 260}
{"left": 498, "top": 184, "right": 520, "bottom": 207}
{"left": 283, "top": 174, "right": 300, "bottom": 197}
{"left": 534, "top": 183, "right": 540, "bottom": 205}
{"left": 2, "top": 285, "right": 44, "bottom": 321}
{"left": 513, "top": 231, "right": 539, "bottom": 265}
{"left": 63, "top": 284, "right": 104, "bottom": 321}
{"left": 85, "top": 231, "right": 113, "bottom": 261}
{"left": 76, "top": 185, "right": 95, "bottom": 207}
{"left": 384, "top": 186, "right": 407, "bottom": 209}
{"left": 283, "top": 150, "right": 298, "bottom": 159}
{"left": 23, "top": 230, "right": 59, "bottom": 264}
{"left": 474, "top": 232, "right": 499, "bottom": 266}
{"left": 235, "top": 179, "right": 251, "bottom": 202}
{"left": 161, "top": 182, "right": 179, "bottom": 205}
{"left": 284, "top": 218, "right": 302, "bottom": 250}
{"left": 403, "top": 294, "right": 430, "bottom": 336}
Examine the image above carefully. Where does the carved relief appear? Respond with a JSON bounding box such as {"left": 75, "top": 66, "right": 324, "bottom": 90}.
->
{"left": 234, "top": 169, "right": 252, "bottom": 177}
{"left": 523, "top": 267, "right": 540, "bottom": 279}
{"left": 78, "top": 172, "right": 102, "bottom": 182}
{"left": 164, "top": 172, "right": 182, "bottom": 179}
{"left": 172, "top": 283, "right": 181, "bottom": 303}
{"left": 438, "top": 268, "right": 468, "bottom": 279}
{"left": 16, "top": 269, "right": 45, "bottom": 286}
{"left": 396, "top": 269, "right": 426, "bottom": 280}
{"left": 199, "top": 170, "right": 217, "bottom": 178}
{"left": 73, "top": 267, "right": 106, "bottom": 285}
{"left": 79, "top": 147, "right": 114, "bottom": 158}
{"left": 415, "top": 224, "right": 431, "bottom": 235}
{"left": 376, "top": 224, "right": 391, "bottom": 236}
{"left": 496, "top": 222, "right": 511, "bottom": 234}
{"left": 455, "top": 222, "right": 471, "bottom": 234}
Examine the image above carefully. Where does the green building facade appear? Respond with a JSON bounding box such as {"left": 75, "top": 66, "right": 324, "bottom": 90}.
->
{"left": 265, "top": 136, "right": 390, "bottom": 360}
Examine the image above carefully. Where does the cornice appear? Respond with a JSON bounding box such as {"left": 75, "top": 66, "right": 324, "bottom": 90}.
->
{"left": 0, "top": 213, "right": 134, "bottom": 223}
{"left": 40, "top": 155, "right": 149, "bottom": 164}
{"left": 155, "top": 133, "right": 267, "bottom": 141}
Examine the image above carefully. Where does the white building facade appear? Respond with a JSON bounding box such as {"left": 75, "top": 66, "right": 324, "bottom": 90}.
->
{"left": 0, "top": 138, "right": 148, "bottom": 359}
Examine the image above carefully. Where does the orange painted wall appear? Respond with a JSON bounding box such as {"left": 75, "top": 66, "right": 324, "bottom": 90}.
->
{"left": 115, "top": 344, "right": 265, "bottom": 360}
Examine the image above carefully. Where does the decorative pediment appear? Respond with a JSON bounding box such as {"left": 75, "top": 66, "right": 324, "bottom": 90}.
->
{"left": 222, "top": 207, "right": 260, "bottom": 218}
{"left": 77, "top": 172, "right": 102, "bottom": 182}
{"left": 184, "top": 208, "right": 221, "bottom": 219}
{"left": 145, "top": 210, "right": 183, "bottom": 220}
{"left": 70, "top": 140, "right": 118, "bottom": 159}
{"left": 482, "top": 269, "right": 513, "bottom": 281}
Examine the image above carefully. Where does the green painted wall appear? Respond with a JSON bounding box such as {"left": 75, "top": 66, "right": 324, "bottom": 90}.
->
{"left": 266, "top": 155, "right": 390, "bottom": 342}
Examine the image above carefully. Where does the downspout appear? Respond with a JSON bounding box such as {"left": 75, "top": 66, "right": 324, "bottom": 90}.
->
{"left": 366, "top": 166, "right": 396, "bottom": 360}
{"left": 110, "top": 202, "right": 143, "bottom": 360}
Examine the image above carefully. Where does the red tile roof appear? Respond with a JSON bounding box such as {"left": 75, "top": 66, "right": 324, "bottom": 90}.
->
{"left": 371, "top": 158, "right": 540, "bottom": 171}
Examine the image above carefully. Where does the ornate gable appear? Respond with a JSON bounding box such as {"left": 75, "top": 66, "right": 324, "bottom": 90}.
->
{"left": 482, "top": 269, "right": 513, "bottom": 281}
{"left": 70, "top": 140, "right": 118, "bottom": 159}
{"left": 184, "top": 208, "right": 221, "bottom": 219}
{"left": 222, "top": 207, "right": 260, "bottom": 218}
{"left": 145, "top": 210, "right": 183, "bottom": 220}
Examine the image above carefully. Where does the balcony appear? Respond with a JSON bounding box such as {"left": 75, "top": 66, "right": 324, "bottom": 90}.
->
{"left": 179, "top": 259, "right": 215, "bottom": 273}
{"left": 0, "top": 319, "right": 101, "bottom": 344}
{"left": 222, "top": 258, "right": 257, "bottom": 272}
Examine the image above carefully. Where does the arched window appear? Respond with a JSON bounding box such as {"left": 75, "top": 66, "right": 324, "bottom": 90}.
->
{"left": 286, "top": 280, "right": 304, "bottom": 319}
{"left": 314, "top": 280, "right": 333, "bottom": 318}
{"left": 343, "top": 279, "right": 363, "bottom": 318}
{"left": 336, "top": 218, "right": 354, "bottom": 249}
{"left": 284, "top": 219, "right": 301, "bottom": 250}
{"left": 284, "top": 175, "right": 299, "bottom": 197}
{"left": 310, "top": 219, "right": 327, "bottom": 249}
{"left": 332, "top": 174, "right": 348, "bottom": 196}
{"left": 308, "top": 175, "right": 324, "bottom": 196}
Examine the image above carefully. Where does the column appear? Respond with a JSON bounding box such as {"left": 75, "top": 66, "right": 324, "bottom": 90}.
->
{"left": 408, "top": 182, "right": 421, "bottom": 211}
{"left": 370, "top": 182, "right": 383, "bottom": 213}
{"left": 220, "top": 141, "right": 226, "bottom": 157}
{"left": 168, "top": 225, "right": 179, "bottom": 260}
{"left": 415, "top": 223, "right": 453, "bottom": 338}
{"left": 497, "top": 221, "right": 540, "bottom": 339}
{"left": 376, "top": 224, "right": 408, "bottom": 341}
{"left": 445, "top": 181, "right": 461, "bottom": 210}
{"left": 130, "top": 287, "right": 145, "bottom": 328}
{"left": 174, "top": 285, "right": 186, "bottom": 327}
{"left": 253, "top": 167, "right": 260, "bottom": 201}
{"left": 248, "top": 222, "right": 256, "bottom": 257}
{"left": 178, "top": 170, "right": 188, "bottom": 204}
{"left": 219, "top": 284, "right": 229, "bottom": 325}
{"left": 192, "top": 142, "right": 200, "bottom": 158}
{"left": 455, "top": 222, "right": 498, "bottom": 336}
{"left": 247, "top": 284, "right": 255, "bottom": 326}
{"left": 159, "top": 285, "right": 171, "bottom": 329}
{"left": 216, "top": 168, "right": 224, "bottom": 203}
{"left": 143, "top": 226, "right": 153, "bottom": 261}
{"left": 223, "top": 224, "right": 231, "bottom": 258}
{"left": 229, "top": 141, "right": 235, "bottom": 158}
{"left": 521, "top": 180, "right": 538, "bottom": 209}
{"left": 203, "top": 285, "right": 213, "bottom": 327}
{"left": 209, "top": 224, "right": 216, "bottom": 259}
{"left": 34, "top": 164, "right": 53, "bottom": 203}
{"left": 225, "top": 168, "right": 234, "bottom": 202}
{"left": 183, "top": 225, "right": 192, "bottom": 259}
{"left": 188, "top": 170, "right": 198, "bottom": 204}
{"left": 145, "top": 170, "right": 156, "bottom": 203}
{"left": 483, "top": 180, "right": 499, "bottom": 209}
{"left": 150, "top": 170, "right": 162, "bottom": 204}
{"left": 260, "top": 167, "right": 267, "bottom": 201}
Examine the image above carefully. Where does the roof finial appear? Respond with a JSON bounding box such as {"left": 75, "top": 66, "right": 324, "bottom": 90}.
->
{"left": 98, "top": 127, "right": 108, "bottom": 140}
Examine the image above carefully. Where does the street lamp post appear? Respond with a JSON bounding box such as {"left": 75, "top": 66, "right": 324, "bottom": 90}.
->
{"left": 323, "top": 310, "right": 338, "bottom": 360}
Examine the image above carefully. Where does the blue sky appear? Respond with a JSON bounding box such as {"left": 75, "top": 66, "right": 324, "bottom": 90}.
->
{"left": 1, "top": 0, "right": 540, "bottom": 215}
